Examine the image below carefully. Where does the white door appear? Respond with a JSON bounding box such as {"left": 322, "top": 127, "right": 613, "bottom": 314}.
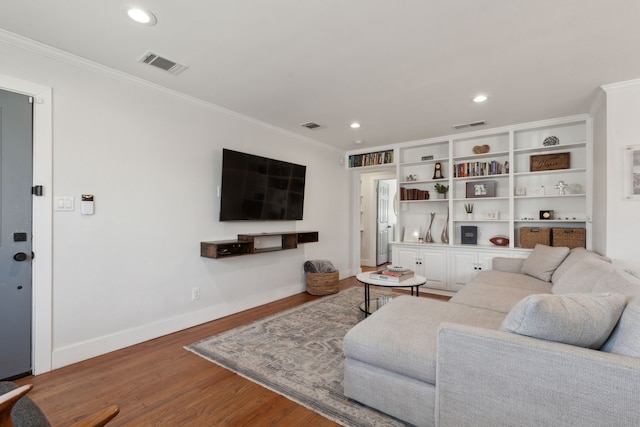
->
{"left": 376, "top": 181, "right": 390, "bottom": 265}
{"left": 0, "top": 89, "right": 34, "bottom": 380}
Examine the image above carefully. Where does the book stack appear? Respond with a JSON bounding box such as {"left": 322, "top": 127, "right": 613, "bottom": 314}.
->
{"left": 369, "top": 268, "right": 415, "bottom": 283}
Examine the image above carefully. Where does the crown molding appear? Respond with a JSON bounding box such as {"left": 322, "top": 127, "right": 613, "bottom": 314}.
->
{"left": 0, "top": 29, "right": 337, "bottom": 151}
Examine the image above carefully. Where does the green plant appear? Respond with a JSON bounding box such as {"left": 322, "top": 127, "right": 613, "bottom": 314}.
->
{"left": 434, "top": 183, "right": 449, "bottom": 194}
{"left": 464, "top": 203, "right": 474, "bottom": 213}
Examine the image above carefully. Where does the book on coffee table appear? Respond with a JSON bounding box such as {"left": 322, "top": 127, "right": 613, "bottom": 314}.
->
{"left": 369, "top": 269, "right": 415, "bottom": 283}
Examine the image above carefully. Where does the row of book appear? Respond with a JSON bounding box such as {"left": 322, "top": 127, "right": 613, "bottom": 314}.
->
{"left": 348, "top": 150, "right": 394, "bottom": 168}
{"left": 369, "top": 268, "right": 415, "bottom": 283}
{"left": 399, "top": 187, "right": 430, "bottom": 200}
{"left": 453, "top": 160, "right": 508, "bottom": 178}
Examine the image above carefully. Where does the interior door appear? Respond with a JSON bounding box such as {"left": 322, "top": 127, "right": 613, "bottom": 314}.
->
{"left": 0, "top": 89, "right": 34, "bottom": 380}
{"left": 376, "top": 181, "right": 390, "bottom": 265}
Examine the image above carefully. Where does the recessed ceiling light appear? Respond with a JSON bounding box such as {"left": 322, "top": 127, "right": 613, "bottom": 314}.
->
{"left": 355, "top": 139, "right": 364, "bottom": 144}
{"left": 124, "top": 5, "right": 157, "bottom": 26}
{"left": 473, "top": 94, "right": 488, "bottom": 103}
{"left": 350, "top": 122, "right": 361, "bottom": 129}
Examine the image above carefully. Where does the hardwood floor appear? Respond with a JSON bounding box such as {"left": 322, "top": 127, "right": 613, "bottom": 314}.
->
{"left": 15, "top": 273, "right": 448, "bottom": 426}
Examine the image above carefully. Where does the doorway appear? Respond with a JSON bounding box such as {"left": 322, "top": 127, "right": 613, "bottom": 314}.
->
{"left": 0, "top": 89, "right": 33, "bottom": 380}
{"left": 360, "top": 171, "right": 397, "bottom": 267}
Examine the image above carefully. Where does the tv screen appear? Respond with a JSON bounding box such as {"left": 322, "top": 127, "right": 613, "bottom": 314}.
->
{"left": 219, "top": 149, "right": 306, "bottom": 221}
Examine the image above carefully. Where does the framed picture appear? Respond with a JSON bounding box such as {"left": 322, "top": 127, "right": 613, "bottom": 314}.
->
{"left": 624, "top": 145, "right": 640, "bottom": 199}
{"left": 403, "top": 226, "right": 421, "bottom": 242}
{"left": 466, "top": 180, "right": 496, "bottom": 198}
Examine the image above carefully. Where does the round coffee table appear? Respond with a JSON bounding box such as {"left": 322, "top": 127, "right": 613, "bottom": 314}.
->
{"left": 356, "top": 272, "right": 427, "bottom": 317}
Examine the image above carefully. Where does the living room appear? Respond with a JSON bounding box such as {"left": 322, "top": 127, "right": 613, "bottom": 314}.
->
{"left": 1, "top": 1, "right": 640, "bottom": 424}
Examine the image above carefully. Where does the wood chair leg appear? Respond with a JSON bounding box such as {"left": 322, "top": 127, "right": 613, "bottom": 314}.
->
{"left": 0, "top": 384, "right": 34, "bottom": 427}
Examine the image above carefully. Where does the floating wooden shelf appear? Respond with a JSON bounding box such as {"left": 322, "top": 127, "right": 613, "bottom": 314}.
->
{"left": 201, "top": 231, "right": 318, "bottom": 259}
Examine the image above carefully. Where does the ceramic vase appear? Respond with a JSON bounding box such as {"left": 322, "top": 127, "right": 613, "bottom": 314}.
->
{"left": 441, "top": 207, "right": 449, "bottom": 243}
{"left": 426, "top": 212, "right": 435, "bottom": 243}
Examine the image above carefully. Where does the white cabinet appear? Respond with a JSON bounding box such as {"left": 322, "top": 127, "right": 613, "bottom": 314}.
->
{"left": 449, "top": 249, "right": 505, "bottom": 292}
{"left": 392, "top": 244, "right": 447, "bottom": 289}
{"left": 391, "top": 243, "right": 529, "bottom": 293}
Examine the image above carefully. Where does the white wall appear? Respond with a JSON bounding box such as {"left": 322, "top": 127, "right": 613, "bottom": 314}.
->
{"left": 600, "top": 79, "right": 640, "bottom": 272}
{"left": 0, "top": 33, "right": 351, "bottom": 370}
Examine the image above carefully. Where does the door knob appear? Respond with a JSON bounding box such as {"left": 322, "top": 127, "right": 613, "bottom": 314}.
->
{"left": 13, "top": 252, "right": 28, "bottom": 261}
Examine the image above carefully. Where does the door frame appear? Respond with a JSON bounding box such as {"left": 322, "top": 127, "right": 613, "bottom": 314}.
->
{"left": 0, "top": 74, "right": 53, "bottom": 375}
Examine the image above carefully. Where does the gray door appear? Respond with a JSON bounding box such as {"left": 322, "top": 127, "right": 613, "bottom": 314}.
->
{"left": 0, "top": 89, "right": 33, "bottom": 380}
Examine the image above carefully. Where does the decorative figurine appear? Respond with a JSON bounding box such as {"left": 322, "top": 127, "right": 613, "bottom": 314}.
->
{"left": 555, "top": 180, "right": 568, "bottom": 195}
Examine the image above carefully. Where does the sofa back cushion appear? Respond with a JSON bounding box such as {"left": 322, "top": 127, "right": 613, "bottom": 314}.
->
{"left": 500, "top": 292, "right": 626, "bottom": 349}
{"left": 551, "top": 256, "right": 612, "bottom": 294}
{"left": 551, "top": 247, "right": 608, "bottom": 285}
{"left": 521, "top": 244, "right": 570, "bottom": 282}
{"left": 601, "top": 297, "right": 640, "bottom": 357}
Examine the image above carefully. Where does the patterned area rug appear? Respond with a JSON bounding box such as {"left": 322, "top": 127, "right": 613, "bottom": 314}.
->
{"left": 185, "top": 287, "right": 409, "bottom": 426}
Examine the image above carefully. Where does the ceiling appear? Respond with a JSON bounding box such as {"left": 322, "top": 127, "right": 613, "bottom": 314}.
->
{"left": 1, "top": 1, "right": 639, "bottom": 151}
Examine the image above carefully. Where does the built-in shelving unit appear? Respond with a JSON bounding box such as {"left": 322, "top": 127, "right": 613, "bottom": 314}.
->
{"left": 201, "top": 231, "right": 318, "bottom": 259}
{"left": 346, "top": 114, "right": 592, "bottom": 251}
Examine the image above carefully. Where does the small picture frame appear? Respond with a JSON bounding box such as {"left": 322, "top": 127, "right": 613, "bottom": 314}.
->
{"left": 466, "top": 180, "right": 496, "bottom": 198}
{"left": 403, "top": 227, "right": 421, "bottom": 243}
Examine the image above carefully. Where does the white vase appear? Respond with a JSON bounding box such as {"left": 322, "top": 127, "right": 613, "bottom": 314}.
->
{"left": 467, "top": 213, "right": 473, "bottom": 220}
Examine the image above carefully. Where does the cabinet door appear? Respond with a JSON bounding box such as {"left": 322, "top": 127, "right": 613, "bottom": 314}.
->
{"left": 392, "top": 246, "right": 423, "bottom": 275}
{"left": 478, "top": 251, "right": 506, "bottom": 271}
{"left": 449, "top": 250, "right": 480, "bottom": 291}
{"left": 420, "top": 249, "right": 448, "bottom": 290}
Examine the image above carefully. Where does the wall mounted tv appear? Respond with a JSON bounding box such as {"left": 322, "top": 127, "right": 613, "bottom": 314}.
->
{"left": 219, "top": 149, "right": 307, "bottom": 221}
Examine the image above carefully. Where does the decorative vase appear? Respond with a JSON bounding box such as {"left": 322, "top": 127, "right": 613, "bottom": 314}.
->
{"left": 437, "top": 193, "right": 446, "bottom": 199}
{"left": 441, "top": 207, "right": 449, "bottom": 243}
{"left": 467, "top": 213, "right": 473, "bottom": 220}
{"left": 425, "top": 212, "right": 435, "bottom": 243}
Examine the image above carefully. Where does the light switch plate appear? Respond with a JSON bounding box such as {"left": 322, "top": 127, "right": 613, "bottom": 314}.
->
{"left": 54, "top": 197, "right": 74, "bottom": 211}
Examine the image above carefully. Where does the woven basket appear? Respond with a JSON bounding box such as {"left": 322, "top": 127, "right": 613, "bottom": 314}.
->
{"left": 520, "top": 227, "right": 551, "bottom": 249}
{"left": 306, "top": 271, "right": 339, "bottom": 296}
{"left": 552, "top": 228, "right": 586, "bottom": 249}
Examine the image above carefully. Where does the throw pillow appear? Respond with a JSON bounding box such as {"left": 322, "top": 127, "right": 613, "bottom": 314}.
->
{"left": 521, "top": 244, "right": 570, "bottom": 282}
{"left": 601, "top": 296, "right": 640, "bottom": 356}
{"left": 500, "top": 293, "right": 626, "bottom": 349}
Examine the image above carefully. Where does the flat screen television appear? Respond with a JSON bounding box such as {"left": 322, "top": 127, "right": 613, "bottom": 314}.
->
{"left": 219, "top": 149, "right": 306, "bottom": 221}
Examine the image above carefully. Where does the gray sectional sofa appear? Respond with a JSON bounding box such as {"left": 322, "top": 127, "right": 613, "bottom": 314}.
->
{"left": 343, "top": 245, "right": 640, "bottom": 426}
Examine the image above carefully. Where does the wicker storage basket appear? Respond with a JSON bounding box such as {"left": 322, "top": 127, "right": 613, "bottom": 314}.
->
{"left": 520, "top": 227, "right": 551, "bottom": 249}
{"left": 552, "top": 228, "right": 586, "bottom": 249}
{"left": 306, "top": 271, "right": 339, "bottom": 295}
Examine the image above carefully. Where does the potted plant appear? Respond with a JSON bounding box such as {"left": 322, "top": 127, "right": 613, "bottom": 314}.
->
{"left": 434, "top": 183, "right": 449, "bottom": 199}
{"left": 464, "top": 203, "right": 474, "bottom": 219}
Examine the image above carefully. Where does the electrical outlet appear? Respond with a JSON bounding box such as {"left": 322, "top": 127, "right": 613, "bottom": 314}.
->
{"left": 192, "top": 287, "right": 200, "bottom": 300}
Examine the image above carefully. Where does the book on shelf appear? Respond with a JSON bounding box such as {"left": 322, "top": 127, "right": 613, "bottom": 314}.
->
{"left": 369, "top": 269, "right": 415, "bottom": 282}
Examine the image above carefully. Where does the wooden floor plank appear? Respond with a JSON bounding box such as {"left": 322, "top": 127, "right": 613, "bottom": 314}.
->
{"left": 14, "top": 272, "right": 448, "bottom": 426}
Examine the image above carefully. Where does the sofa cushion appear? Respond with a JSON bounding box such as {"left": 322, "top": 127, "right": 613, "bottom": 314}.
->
{"left": 551, "top": 256, "right": 612, "bottom": 294}
{"left": 500, "top": 293, "right": 626, "bottom": 349}
{"left": 601, "top": 297, "right": 640, "bottom": 356}
{"left": 343, "top": 296, "right": 505, "bottom": 384}
{"left": 593, "top": 268, "right": 640, "bottom": 297}
{"left": 551, "top": 247, "right": 608, "bottom": 285}
{"left": 450, "top": 281, "right": 552, "bottom": 314}
{"left": 521, "top": 244, "right": 570, "bottom": 282}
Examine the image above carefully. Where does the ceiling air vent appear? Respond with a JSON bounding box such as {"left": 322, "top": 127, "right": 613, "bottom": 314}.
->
{"left": 452, "top": 120, "right": 486, "bottom": 130}
{"left": 300, "top": 122, "right": 324, "bottom": 130}
{"left": 138, "top": 51, "right": 188, "bottom": 76}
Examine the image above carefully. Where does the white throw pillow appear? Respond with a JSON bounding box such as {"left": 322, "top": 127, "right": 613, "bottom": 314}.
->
{"left": 521, "top": 244, "right": 570, "bottom": 282}
{"left": 500, "top": 293, "right": 626, "bottom": 349}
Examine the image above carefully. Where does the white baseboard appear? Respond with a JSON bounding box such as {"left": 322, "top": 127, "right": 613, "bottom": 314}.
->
{"left": 51, "top": 283, "right": 304, "bottom": 370}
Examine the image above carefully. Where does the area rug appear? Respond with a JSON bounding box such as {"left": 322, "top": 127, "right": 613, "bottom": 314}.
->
{"left": 185, "top": 287, "right": 410, "bottom": 426}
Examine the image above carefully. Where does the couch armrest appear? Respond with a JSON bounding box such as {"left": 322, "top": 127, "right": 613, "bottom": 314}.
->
{"left": 491, "top": 256, "right": 524, "bottom": 273}
{"left": 436, "top": 323, "right": 640, "bottom": 427}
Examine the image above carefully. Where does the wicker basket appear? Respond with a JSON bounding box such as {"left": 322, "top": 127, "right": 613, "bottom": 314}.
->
{"left": 520, "top": 227, "right": 551, "bottom": 249}
{"left": 306, "top": 271, "right": 339, "bottom": 296}
{"left": 552, "top": 228, "right": 586, "bottom": 249}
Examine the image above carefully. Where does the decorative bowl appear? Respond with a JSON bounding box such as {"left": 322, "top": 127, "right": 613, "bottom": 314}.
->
{"left": 387, "top": 265, "right": 408, "bottom": 272}
{"left": 490, "top": 236, "right": 509, "bottom": 246}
